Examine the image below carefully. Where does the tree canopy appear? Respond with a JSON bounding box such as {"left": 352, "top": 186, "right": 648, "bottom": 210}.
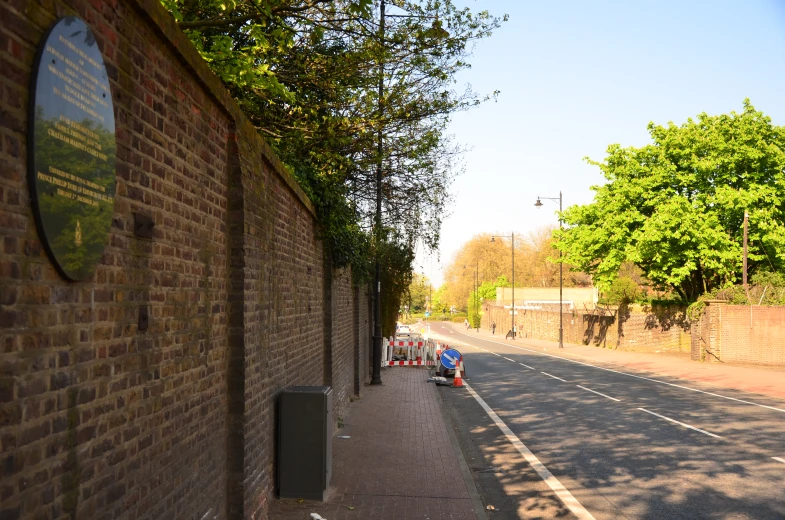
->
{"left": 162, "top": 0, "right": 507, "bottom": 273}
{"left": 404, "top": 272, "right": 432, "bottom": 313}
{"left": 440, "top": 229, "right": 590, "bottom": 310}
{"left": 558, "top": 100, "right": 785, "bottom": 301}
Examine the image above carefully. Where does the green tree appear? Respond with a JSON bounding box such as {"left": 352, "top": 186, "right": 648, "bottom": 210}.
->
{"left": 432, "top": 284, "right": 448, "bottom": 315}
{"left": 406, "top": 272, "right": 432, "bottom": 312}
{"left": 378, "top": 235, "right": 415, "bottom": 335}
{"left": 163, "top": 0, "right": 506, "bottom": 265}
{"left": 162, "top": 0, "right": 507, "bottom": 328}
{"left": 467, "top": 275, "right": 506, "bottom": 327}
{"left": 558, "top": 100, "right": 785, "bottom": 302}
{"left": 602, "top": 276, "right": 640, "bottom": 305}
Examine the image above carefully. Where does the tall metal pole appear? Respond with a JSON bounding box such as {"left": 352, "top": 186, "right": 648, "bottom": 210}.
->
{"left": 511, "top": 233, "right": 515, "bottom": 340}
{"left": 371, "top": 0, "right": 386, "bottom": 385}
{"left": 535, "top": 193, "right": 563, "bottom": 346}
{"left": 743, "top": 209, "right": 749, "bottom": 290}
{"left": 559, "top": 192, "right": 563, "bottom": 348}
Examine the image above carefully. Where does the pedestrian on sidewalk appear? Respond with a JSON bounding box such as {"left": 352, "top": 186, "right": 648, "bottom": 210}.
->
{"left": 464, "top": 318, "right": 469, "bottom": 329}
{"left": 491, "top": 320, "right": 496, "bottom": 334}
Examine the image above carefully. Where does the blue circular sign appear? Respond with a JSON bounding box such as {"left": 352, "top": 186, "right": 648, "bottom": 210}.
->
{"left": 440, "top": 348, "right": 461, "bottom": 370}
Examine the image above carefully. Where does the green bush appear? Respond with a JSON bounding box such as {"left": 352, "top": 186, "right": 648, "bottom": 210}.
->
{"left": 601, "top": 276, "right": 640, "bottom": 305}
{"left": 688, "top": 270, "right": 785, "bottom": 320}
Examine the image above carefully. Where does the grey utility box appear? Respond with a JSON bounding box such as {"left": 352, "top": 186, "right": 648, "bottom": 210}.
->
{"left": 277, "top": 386, "right": 333, "bottom": 500}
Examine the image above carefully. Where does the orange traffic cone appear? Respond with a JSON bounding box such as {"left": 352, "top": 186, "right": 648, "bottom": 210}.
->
{"left": 452, "top": 355, "right": 465, "bottom": 388}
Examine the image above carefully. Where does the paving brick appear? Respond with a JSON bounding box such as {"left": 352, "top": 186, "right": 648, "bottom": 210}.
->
{"left": 268, "top": 368, "right": 478, "bottom": 520}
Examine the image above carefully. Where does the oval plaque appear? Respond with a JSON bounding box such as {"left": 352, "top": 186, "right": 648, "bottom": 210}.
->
{"left": 28, "top": 16, "right": 116, "bottom": 282}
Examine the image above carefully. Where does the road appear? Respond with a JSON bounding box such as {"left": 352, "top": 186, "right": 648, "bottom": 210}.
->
{"left": 428, "top": 321, "right": 785, "bottom": 520}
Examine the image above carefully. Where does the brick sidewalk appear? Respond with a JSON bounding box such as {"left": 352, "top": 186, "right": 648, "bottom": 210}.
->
{"left": 268, "top": 368, "right": 482, "bottom": 520}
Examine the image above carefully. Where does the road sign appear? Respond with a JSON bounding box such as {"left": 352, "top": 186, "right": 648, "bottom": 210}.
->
{"left": 440, "top": 348, "right": 461, "bottom": 370}
{"left": 425, "top": 311, "right": 430, "bottom": 317}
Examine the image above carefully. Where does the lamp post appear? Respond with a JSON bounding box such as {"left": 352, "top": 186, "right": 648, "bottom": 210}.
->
{"left": 491, "top": 233, "right": 515, "bottom": 340}
{"left": 370, "top": 0, "right": 387, "bottom": 385}
{"left": 535, "top": 192, "right": 563, "bottom": 348}
{"left": 370, "top": 0, "right": 442, "bottom": 385}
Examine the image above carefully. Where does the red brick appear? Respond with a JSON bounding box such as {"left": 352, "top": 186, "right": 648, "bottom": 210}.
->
{"left": 0, "top": 1, "right": 367, "bottom": 519}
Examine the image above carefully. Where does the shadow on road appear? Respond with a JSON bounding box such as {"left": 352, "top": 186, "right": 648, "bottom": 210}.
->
{"left": 440, "top": 351, "right": 785, "bottom": 519}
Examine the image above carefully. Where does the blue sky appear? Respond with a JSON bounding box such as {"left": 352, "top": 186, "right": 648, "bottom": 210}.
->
{"left": 417, "top": 0, "right": 785, "bottom": 286}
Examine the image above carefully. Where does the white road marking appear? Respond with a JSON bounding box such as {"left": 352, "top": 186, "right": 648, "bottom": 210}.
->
{"left": 576, "top": 385, "right": 620, "bottom": 402}
{"left": 773, "top": 457, "right": 785, "bottom": 464}
{"left": 465, "top": 383, "right": 597, "bottom": 520}
{"left": 542, "top": 372, "right": 567, "bottom": 382}
{"left": 503, "top": 357, "right": 515, "bottom": 362}
{"left": 638, "top": 408, "right": 721, "bottom": 439}
{"left": 492, "top": 353, "right": 502, "bottom": 357}
{"left": 520, "top": 363, "right": 535, "bottom": 370}
{"left": 453, "top": 332, "right": 785, "bottom": 414}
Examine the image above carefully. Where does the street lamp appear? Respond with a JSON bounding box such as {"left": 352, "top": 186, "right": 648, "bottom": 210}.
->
{"left": 534, "top": 192, "right": 563, "bottom": 348}
{"left": 490, "top": 233, "right": 515, "bottom": 340}
{"left": 370, "top": 0, "right": 388, "bottom": 385}
{"left": 370, "top": 0, "right": 443, "bottom": 385}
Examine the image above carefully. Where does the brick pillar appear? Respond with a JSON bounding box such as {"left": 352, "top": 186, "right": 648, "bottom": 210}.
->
{"left": 690, "top": 320, "right": 702, "bottom": 361}
{"left": 702, "top": 300, "right": 726, "bottom": 363}
{"left": 323, "top": 252, "right": 334, "bottom": 388}
{"left": 225, "top": 132, "right": 246, "bottom": 520}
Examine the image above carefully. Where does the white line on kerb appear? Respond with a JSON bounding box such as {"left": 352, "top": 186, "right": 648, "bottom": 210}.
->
{"left": 542, "top": 372, "right": 567, "bottom": 382}
{"left": 576, "top": 385, "right": 620, "bottom": 402}
{"left": 520, "top": 363, "right": 535, "bottom": 370}
{"left": 503, "top": 357, "right": 515, "bottom": 362}
{"left": 465, "top": 383, "right": 596, "bottom": 520}
{"left": 457, "top": 332, "right": 785, "bottom": 414}
{"left": 638, "top": 408, "right": 721, "bottom": 438}
{"left": 773, "top": 457, "right": 785, "bottom": 464}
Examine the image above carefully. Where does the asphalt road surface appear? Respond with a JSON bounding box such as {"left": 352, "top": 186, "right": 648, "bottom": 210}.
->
{"left": 430, "top": 321, "right": 785, "bottom": 520}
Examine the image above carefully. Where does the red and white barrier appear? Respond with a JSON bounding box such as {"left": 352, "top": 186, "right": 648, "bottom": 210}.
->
{"left": 389, "top": 340, "right": 424, "bottom": 347}
{"left": 385, "top": 338, "right": 440, "bottom": 366}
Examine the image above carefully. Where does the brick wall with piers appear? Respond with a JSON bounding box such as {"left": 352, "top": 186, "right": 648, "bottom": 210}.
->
{"left": 0, "top": 1, "right": 371, "bottom": 518}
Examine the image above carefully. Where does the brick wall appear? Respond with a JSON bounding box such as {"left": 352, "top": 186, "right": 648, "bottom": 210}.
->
{"left": 330, "top": 269, "right": 354, "bottom": 424}
{"left": 0, "top": 1, "right": 371, "bottom": 519}
{"left": 695, "top": 304, "right": 785, "bottom": 366}
{"left": 485, "top": 301, "right": 785, "bottom": 366}
{"left": 482, "top": 304, "right": 691, "bottom": 354}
